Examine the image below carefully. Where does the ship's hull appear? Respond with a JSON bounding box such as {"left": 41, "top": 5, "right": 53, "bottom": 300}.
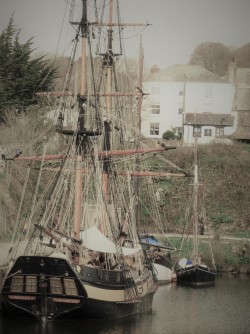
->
{"left": 153, "top": 252, "right": 173, "bottom": 284}
{"left": 176, "top": 264, "right": 216, "bottom": 287}
{"left": 0, "top": 256, "right": 157, "bottom": 321}
{"left": 153, "top": 263, "right": 172, "bottom": 284}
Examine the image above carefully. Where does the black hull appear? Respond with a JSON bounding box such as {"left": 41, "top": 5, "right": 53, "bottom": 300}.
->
{"left": 176, "top": 264, "right": 216, "bottom": 287}
{"left": 0, "top": 256, "right": 157, "bottom": 321}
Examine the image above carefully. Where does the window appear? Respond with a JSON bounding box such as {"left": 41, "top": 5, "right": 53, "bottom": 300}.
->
{"left": 193, "top": 126, "right": 201, "bottom": 137}
{"left": 151, "top": 103, "right": 160, "bottom": 114}
{"left": 64, "top": 279, "right": 78, "bottom": 296}
{"left": 151, "top": 85, "right": 160, "bottom": 95}
{"left": 50, "top": 277, "right": 63, "bottom": 294}
{"left": 11, "top": 276, "right": 24, "bottom": 292}
{"left": 179, "top": 88, "right": 184, "bottom": 96}
{"left": 150, "top": 123, "right": 159, "bottom": 135}
{"left": 216, "top": 127, "right": 224, "bottom": 137}
{"left": 204, "top": 129, "right": 212, "bottom": 136}
{"left": 26, "top": 276, "right": 37, "bottom": 293}
{"left": 178, "top": 108, "right": 183, "bottom": 114}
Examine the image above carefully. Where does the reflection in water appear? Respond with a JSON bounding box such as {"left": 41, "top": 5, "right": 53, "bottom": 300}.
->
{"left": 0, "top": 275, "right": 250, "bottom": 334}
{"left": 0, "top": 313, "right": 152, "bottom": 334}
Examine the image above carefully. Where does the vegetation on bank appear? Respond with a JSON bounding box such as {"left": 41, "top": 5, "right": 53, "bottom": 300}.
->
{"left": 165, "top": 236, "right": 250, "bottom": 274}
{"left": 140, "top": 142, "right": 250, "bottom": 235}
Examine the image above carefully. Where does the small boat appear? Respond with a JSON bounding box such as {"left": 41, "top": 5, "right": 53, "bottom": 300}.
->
{"left": 175, "top": 137, "right": 217, "bottom": 287}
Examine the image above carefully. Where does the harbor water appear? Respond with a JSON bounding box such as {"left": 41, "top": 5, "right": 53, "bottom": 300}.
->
{"left": 0, "top": 273, "right": 249, "bottom": 334}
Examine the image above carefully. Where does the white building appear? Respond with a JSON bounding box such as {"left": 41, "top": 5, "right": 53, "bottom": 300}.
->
{"left": 141, "top": 64, "right": 235, "bottom": 145}
{"left": 227, "top": 61, "right": 250, "bottom": 142}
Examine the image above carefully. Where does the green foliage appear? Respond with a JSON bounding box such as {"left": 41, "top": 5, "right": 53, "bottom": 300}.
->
{"left": 0, "top": 17, "right": 57, "bottom": 122}
{"left": 162, "top": 130, "right": 176, "bottom": 140}
{"left": 211, "top": 214, "right": 234, "bottom": 225}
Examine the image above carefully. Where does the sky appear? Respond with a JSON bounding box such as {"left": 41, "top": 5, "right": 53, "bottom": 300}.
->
{"left": 1, "top": 0, "right": 250, "bottom": 69}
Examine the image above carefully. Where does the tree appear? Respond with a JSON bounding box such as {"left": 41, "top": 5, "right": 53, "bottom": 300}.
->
{"left": 0, "top": 17, "right": 57, "bottom": 122}
{"left": 232, "top": 43, "right": 250, "bottom": 68}
{"left": 189, "top": 42, "right": 232, "bottom": 76}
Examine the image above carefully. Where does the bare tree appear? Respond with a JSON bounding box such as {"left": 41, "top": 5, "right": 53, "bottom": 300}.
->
{"left": 189, "top": 42, "right": 232, "bottom": 76}
{"left": 232, "top": 43, "right": 250, "bottom": 68}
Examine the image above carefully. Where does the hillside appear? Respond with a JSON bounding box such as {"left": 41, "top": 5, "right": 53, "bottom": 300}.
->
{"left": 0, "top": 135, "right": 250, "bottom": 239}
{"left": 154, "top": 142, "right": 250, "bottom": 236}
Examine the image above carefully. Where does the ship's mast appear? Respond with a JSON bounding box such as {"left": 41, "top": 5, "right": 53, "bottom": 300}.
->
{"left": 193, "top": 135, "right": 199, "bottom": 261}
{"left": 74, "top": 0, "right": 88, "bottom": 239}
{"left": 102, "top": 0, "right": 114, "bottom": 200}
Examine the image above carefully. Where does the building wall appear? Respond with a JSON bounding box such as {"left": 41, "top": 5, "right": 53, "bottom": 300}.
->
{"left": 183, "top": 121, "right": 237, "bottom": 146}
{"left": 141, "top": 81, "right": 235, "bottom": 144}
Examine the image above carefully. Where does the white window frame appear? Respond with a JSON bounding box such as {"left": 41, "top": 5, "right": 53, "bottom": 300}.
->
{"left": 193, "top": 126, "right": 201, "bottom": 137}
{"left": 151, "top": 103, "right": 160, "bottom": 114}
{"left": 150, "top": 123, "right": 160, "bottom": 135}
{"left": 216, "top": 126, "right": 224, "bottom": 137}
{"left": 204, "top": 129, "right": 212, "bottom": 137}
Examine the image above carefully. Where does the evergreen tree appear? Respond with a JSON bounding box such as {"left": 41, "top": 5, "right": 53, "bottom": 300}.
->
{"left": 0, "top": 17, "right": 57, "bottom": 122}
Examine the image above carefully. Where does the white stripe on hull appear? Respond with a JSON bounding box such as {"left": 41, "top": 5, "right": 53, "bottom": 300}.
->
{"left": 84, "top": 284, "right": 125, "bottom": 302}
{"left": 84, "top": 276, "right": 156, "bottom": 302}
{"left": 153, "top": 263, "right": 172, "bottom": 283}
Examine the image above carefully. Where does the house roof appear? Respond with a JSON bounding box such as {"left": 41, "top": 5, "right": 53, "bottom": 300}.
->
{"left": 147, "top": 64, "right": 228, "bottom": 83}
{"left": 230, "top": 111, "right": 250, "bottom": 139}
{"left": 184, "top": 113, "right": 234, "bottom": 126}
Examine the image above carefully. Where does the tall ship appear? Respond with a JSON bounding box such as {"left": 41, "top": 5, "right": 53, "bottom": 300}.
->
{"left": 0, "top": 0, "right": 186, "bottom": 321}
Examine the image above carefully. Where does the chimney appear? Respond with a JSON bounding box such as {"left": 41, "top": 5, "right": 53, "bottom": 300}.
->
{"left": 228, "top": 58, "right": 237, "bottom": 84}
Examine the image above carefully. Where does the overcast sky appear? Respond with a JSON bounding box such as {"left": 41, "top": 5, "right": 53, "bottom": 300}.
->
{"left": 1, "top": 0, "right": 250, "bottom": 69}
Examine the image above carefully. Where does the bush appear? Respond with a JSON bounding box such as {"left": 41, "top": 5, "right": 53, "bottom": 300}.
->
{"left": 162, "top": 130, "right": 176, "bottom": 140}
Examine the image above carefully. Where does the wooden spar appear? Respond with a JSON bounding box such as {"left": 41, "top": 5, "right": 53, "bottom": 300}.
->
{"left": 34, "top": 224, "right": 74, "bottom": 252}
{"left": 134, "top": 36, "right": 144, "bottom": 226}
{"left": 100, "top": 0, "right": 114, "bottom": 203}
{"left": 12, "top": 146, "right": 176, "bottom": 161}
{"left": 35, "top": 92, "right": 146, "bottom": 97}
{"left": 80, "top": 0, "right": 87, "bottom": 96}
{"left": 53, "top": 229, "right": 82, "bottom": 245}
{"left": 97, "top": 147, "right": 172, "bottom": 157}
{"left": 193, "top": 135, "right": 199, "bottom": 261}
{"left": 13, "top": 154, "right": 65, "bottom": 161}
{"left": 139, "top": 241, "right": 176, "bottom": 251}
{"left": 137, "top": 35, "right": 144, "bottom": 132}
{"left": 98, "top": 92, "right": 146, "bottom": 97}
{"left": 35, "top": 92, "right": 74, "bottom": 97}
{"left": 104, "top": 0, "right": 113, "bottom": 119}
{"left": 96, "top": 22, "right": 151, "bottom": 27}
{"left": 35, "top": 167, "right": 186, "bottom": 177}
{"left": 117, "top": 171, "right": 185, "bottom": 177}
{"left": 70, "top": 21, "right": 151, "bottom": 28}
{"left": 74, "top": 155, "right": 82, "bottom": 240}
{"left": 73, "top": 0, "right": 88, "bottom": 240}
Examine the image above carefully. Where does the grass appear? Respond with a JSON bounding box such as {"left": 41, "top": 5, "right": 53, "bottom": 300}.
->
{"left": 165, "top": 236, "right": 250, "bottom": 273}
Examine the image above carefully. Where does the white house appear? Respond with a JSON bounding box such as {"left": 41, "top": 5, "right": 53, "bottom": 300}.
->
{"left": 141, "top": 64, "right": 235, "bottom": 145}
{"left": 227, "top": 61, "right": 250, "bottom": 142}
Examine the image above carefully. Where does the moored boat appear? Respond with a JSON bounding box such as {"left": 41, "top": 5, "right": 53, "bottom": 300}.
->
{"left": 175, "top": 137, "right": 216, "bottom": 287}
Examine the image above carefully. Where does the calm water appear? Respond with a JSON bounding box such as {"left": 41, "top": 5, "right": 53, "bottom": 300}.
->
{"left": 0, "top": 274, "right": 249, "bottom": 334}
{"left": 0, "top": 242, "right": 249, "bottom": 334}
